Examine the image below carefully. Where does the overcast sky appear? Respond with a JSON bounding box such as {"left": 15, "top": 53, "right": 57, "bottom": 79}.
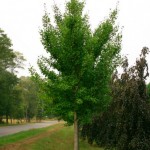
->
{"left": 0, "top": 0, "right": 150, "bottom": 80}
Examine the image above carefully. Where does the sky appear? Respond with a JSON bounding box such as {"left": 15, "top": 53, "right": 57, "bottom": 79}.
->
{"left": 0, "top": 0, "right": 150, "bottom": 80}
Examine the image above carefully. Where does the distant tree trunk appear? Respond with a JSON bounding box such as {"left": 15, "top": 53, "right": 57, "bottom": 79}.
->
{"left": 10, "top": 117, "right": 12, "bottom": 124}
{"left": 74, "top": 112, "right": 79, "bottom": 150}
{"left": 36, "top": 117, "right": 39, "bottom": 122}
{"left": 28, "top": 117, "right": 30, "bottom": 123}
{"left": 6, "top": 114, "right": 8, "bottom": 124}
{"left": 25, "top": 107, "right": 28, "bottom": 122}
{"left": 0, "top": 116, "right": 3, "bottom": 123}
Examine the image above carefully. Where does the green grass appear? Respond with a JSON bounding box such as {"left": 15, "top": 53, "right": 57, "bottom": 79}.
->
{"left": 26, "top": 126, "right": 103, "bottom": 150}
{"left": 0, "top": 124, "right": 58, "bottom": 147}
{"left": 0, "top": 123, "right": 26, "bottom": 127}
{"left": 0, "top": 124, "right": 103, "bottom": 150}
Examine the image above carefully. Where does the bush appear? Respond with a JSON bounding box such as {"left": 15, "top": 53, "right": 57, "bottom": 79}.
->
{"left": 81, "top": 47, "right": 150, "bottom": 150}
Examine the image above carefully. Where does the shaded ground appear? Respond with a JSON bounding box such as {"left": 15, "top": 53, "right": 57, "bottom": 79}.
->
{"left": 0, "top": 123, "right": 64, "bottom": 150}
{"left": 0, "top": 121, "right": 58, "bottom": 137}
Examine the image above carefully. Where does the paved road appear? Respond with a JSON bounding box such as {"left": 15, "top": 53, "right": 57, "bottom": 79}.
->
{"left": 0, "top": 121, "right": 58, "bottom": 137}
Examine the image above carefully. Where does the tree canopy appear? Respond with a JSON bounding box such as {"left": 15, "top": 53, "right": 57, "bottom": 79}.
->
{"left": 0, "top": 28, "right": 25, "bottom": 123}
{"left": 33, "top": 0, "right": 122, "bottom": 149}
{"left": 38, "top": 0, "right": 121, "bottom": 124}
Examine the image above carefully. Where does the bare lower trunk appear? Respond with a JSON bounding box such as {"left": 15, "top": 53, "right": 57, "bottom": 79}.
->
{"left": 6, "top": 115, "right": 8, "bottom": 124}
{"left": 28, "top": 117, "right": 30, "bottom": 123}
{"left": 11, "top": 117, "right": 12, "bottom": 124}
{"left": 0, "top": 116, "right": 3, "bottom": 123}
{"left": 25, "top": 107, "right": 28, "bottom": 122}
{"left": 74, "top": 112, "right": 79, "bottom": 150}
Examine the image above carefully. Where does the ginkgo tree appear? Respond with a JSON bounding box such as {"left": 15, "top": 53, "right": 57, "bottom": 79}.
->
{"left": 36, "top": 0, "right": 122, "bottom": 149}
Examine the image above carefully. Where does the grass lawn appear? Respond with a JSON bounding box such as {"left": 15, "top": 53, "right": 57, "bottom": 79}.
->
{"left": 26, "top": 125, "right": 102, "bottom": 150}
{"left": 0, "top": 123, "right": 103, "bottom": 150}
{"left": 0, "top": 125, "right": 56, "bottom": 147}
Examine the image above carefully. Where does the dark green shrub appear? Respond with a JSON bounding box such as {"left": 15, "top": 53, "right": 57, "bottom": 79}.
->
{"left": 81, "top": 47, "right": 150, "bottom": 150}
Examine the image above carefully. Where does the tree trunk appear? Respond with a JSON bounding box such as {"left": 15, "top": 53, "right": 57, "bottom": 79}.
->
{"left": 28, "top": 117, "right": 30, "bottom": 123}
{"left": 25, "top": 107, "right": 28, "bottom": 122}
{"left": 74, "top": 112, "right": 79, "bottom": 150}
{"left": 0, "top": 116, "right": 3, "bottom": 123}
{"left": 10, "top": 117, "right": 12, "bottom": 124}
{"left": 6, "top": 115, "right": 8, "bottom": 124}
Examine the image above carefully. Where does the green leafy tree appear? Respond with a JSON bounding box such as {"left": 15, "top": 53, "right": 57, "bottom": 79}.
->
{"left": 18, "top": 76, "right": 41, "bottom": 122}
{"left": 12, "top": 83, "right": 25, "bottom": 123}
{"left": 0, "top": 29, "right": 15, "bottom": 70}
{"left": 30, "top": 71, "right": 53, "bottom": 121}
{"left": 0, "top": 28, "right": 25, "bottom": 123}
{"left": 0, "top": 70, "right": 18, "bottom": 123}
{"left": 35, "top": 0, "right": 121, "bottom": 149}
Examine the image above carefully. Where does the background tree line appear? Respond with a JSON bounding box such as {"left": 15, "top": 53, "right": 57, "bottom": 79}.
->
{"left": 0, "top": 28, "right": 52, "bottom": 124}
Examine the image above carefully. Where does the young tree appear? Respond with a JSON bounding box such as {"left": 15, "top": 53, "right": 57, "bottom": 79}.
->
{"left": 36, "top": 0, "right": 121, "bottom": 149}
{"left": 30, "top": 72, "right": 52, "bottom": 121}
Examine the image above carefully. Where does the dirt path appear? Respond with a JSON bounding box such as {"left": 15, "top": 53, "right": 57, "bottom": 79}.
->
{"left": 0, "top": 123, "right": 64, "bottom": 150}
{"left": 0, "top": 121, "right": 58, "bottom": 137}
